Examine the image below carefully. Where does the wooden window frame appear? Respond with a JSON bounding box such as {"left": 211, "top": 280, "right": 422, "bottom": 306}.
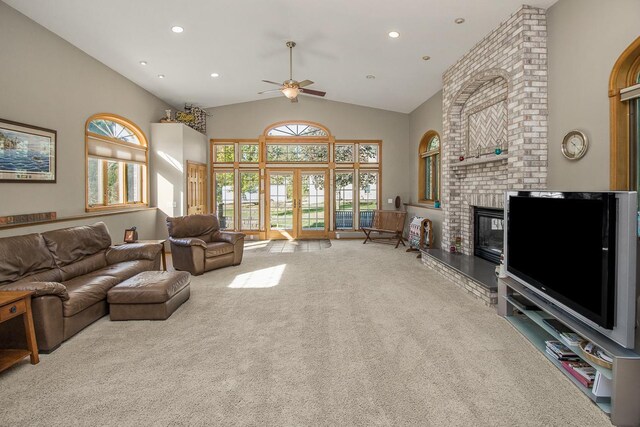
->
{"left": 210, "top": 124, "right": 382, "bottom": 236}
{"left": 418, "top": 130, "right": 441, "bottom": 204}
{"left": 85, "top": 113, "right": 149, "bottom": 212}
{"left": 609, "top": 36, "right": 640, "bottom": 190}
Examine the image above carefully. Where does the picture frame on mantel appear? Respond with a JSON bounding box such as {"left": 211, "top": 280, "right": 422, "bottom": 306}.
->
{"left": 0, "top": 118, "right": 57, "bottom": 183}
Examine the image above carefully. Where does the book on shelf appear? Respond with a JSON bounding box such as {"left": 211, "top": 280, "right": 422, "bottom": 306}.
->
{"left": 545, "top": 340, "right": 578, "bottom": 358}
{"left": 545, "top": 348, "right": 581, "bottom": 362}
{"left": 561, "top": 361, "right": 595, "bottom": 388}
{"left": 559, "top": 332, "right": 583, "bottom": 347}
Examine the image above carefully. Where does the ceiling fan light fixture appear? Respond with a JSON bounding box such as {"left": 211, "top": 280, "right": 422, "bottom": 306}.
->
{"left": 282, "top": 86, "right": 299, "bottom": 99}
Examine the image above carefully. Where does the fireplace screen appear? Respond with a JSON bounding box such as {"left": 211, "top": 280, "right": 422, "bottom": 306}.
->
{"left": 474, "top": 208, "right": 504, "bottom": 264}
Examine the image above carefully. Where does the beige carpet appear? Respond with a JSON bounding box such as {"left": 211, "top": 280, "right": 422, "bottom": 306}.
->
{"left": 0, "top": 240, "right": 611, "bottom": 426}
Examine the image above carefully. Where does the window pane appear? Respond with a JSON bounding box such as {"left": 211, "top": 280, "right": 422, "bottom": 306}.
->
{"left": 88, "top": 119, "right": 140, "bottom": 144}
{"left": 215, "top": 144, "right": 235, "bottom": 162}
{"left": 266, "top": 144, "right": 328, "bottom": 162}
{"left": 107, "top": 161, "right": 124, "bottom": 205}
{"left": 427, "top": 136, "right": 440, "bottom": 151}
{"left": 267, "top": 123, "right": 327, "bottom": 136}
{"left": 126, "top": 163, "right": 142, "bottom": 203}
{"left": 240, "top": 172, "right": 259, "bottom": 230}
{"left": 359, "top": 171, "right": 378, "bottom": 227}
{"left": 267, "top": 145, "right": 287, "bottom": 161}
{"left": 335, "top": 144, "right": 354, "bottom": 162}
{"left": 299, "top": 144, "right": 328, "bottom": 162}
{"left": 359, "top": 144, "right": 379, "bottom": 163}
{"left": 88, "top": 158, "right": 103, "bottom": 206}
{"left": 215, "top": 172, "right": 234, "bottom": 229}
{"left": 240, "top": 144, "right": 259, "bottom": 162}
{"left": 301, "top": 173, "right": 325, "bottom": 230}
{"left": 335, "top": 172, "right": 354, "bottom": 229}
{"left": 425, "top": 157, "right": 432, "bottom": 200}
{"left": 434, "top": 153, "right": 440, "bottom": 201}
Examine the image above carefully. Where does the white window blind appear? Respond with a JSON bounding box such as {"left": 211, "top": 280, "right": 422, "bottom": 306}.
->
{"left": 621, "top": 83, "right": 640, "bottom": 102}
{"left": 87, "top": 134, "right": 147, "bottom": 164}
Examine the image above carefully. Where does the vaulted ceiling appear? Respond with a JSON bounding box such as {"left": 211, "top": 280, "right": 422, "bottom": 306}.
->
{"left": 5, "top": 0, "right": 558, "bottom": 113}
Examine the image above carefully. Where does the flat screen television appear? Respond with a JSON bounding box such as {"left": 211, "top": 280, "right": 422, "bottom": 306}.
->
{"left": 504, "top": 191, "right": 637, "bottom": 349}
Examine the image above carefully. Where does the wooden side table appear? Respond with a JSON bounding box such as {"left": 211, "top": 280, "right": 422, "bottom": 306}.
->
{"left": 0, "top": 291, "right": 39, "bottom": 373}
{"left": 127, "top": 239, "right": 168, "bottom": 271}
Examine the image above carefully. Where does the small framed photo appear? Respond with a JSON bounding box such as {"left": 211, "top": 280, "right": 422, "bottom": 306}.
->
{"left": 124, "top": 228, "right": 138, "bottom": 243}
{"left": 0, "top": 118, "right": 57, "bottom": 183}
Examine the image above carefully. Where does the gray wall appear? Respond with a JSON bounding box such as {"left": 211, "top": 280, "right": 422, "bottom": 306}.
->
{"left": 407, "top": 90, "right": 444, "bottom": 248}
{"left": 546, "top": 0, "right": 640, "bottom": 190}
{"left": 206, "top": 96, "right": 411, "bottom": 208}
{"left": 0, "top": 2, "right": 172, "bottom": 239}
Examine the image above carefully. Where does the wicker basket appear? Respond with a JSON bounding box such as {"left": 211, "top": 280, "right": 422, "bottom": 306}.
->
{"left": 579, "top": 341, "right": 613, "bottom": 369}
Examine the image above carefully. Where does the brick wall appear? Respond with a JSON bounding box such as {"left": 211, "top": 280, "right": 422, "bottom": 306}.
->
{"left": 441, "top": 6, "right": 548, "bottom": 253}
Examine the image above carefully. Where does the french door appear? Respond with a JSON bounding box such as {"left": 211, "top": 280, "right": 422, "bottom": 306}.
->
{"left": 266, "top": 169, "right": 329, "bottom": 239}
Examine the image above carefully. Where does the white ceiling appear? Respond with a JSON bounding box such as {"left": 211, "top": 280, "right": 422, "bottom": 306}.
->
{"left": 5, "top": 0, "right": 558, "bottom": 113}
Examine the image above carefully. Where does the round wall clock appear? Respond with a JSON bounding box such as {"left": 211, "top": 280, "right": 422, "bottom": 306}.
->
{"left": 561, "top": 130, "right": 588, "bottom": 160}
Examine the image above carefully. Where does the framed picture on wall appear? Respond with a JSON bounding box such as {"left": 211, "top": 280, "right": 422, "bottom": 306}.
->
{"left": 0, "top": 118, "right": 57, "bottom": 183}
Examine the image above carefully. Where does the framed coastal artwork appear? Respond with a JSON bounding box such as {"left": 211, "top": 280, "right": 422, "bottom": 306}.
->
{"left": 0, "top": 118, "right": 56, "bottom": 183}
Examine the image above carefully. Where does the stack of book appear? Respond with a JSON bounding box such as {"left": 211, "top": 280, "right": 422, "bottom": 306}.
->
{"left": 545, "top": 340, "right": 581, "bottom": 362}
{"left": 561, "top": 361, "right": 596, "bottom": 388}
{"left": 558, "top": 332, "right": 582, "bottom": 347}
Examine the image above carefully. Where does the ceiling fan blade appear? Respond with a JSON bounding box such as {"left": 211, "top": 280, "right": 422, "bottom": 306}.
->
{"left": 262, "top": 80, "right": 284, "bottom": 86}
{"left": 299, "top": 88, "right": 326, "bottom": 97}
{"left": 290, "top": 97, "right": 299, "bottom": 103}
{"left": 298, "top": 79, "right": 314, "bottom": 87}
{"left": 258, "top": 89, "right": 283, "bottom": 94}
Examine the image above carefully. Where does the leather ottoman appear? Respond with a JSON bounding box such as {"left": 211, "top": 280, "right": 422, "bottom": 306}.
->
{"left": 107, "top": 271, "right": 190, "bottom": 320}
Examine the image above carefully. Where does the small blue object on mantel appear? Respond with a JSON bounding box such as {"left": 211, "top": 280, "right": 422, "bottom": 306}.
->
{"left": 434, "top": 200, "right": 441, "bottom": 208}
{"left": 495, "top": 147, "right": 503, "bottom": 155}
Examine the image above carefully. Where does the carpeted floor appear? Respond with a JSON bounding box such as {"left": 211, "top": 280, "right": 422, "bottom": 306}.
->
{"left": 0, "top": 240, "right": 611, "bottom": 426}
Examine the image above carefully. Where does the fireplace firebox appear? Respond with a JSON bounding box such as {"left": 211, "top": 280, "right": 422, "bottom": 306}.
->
{"left": 474, "top": 207, "right": 504, "bottom": 264}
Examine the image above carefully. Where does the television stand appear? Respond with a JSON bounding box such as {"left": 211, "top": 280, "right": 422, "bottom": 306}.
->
{"left": 498, "top": 276, "right": 640, "bottom": 426}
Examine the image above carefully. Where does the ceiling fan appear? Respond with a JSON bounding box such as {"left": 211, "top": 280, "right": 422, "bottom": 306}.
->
{"left": 259, "top": 41, "right": 326, "bottom": 103}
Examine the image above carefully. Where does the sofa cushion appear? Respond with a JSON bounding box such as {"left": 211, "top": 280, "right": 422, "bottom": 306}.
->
{"left": 10, "top": 266, "right": 62, "bottom": 286}
{"left": 62, "top": 273, "right": 120, "bottom": 317}
{"left": 206, "top": 242, "right": 234, "bottom": 258}
{"left": 166, "top": 214, "right": 219, "bottom": 241}
{"left": 0, "top": 233, "right": 55, "bottom": 285}
{"left": 59, "top": 252, "right": 108, "bottom": 281}
{"left": 95, "top": 260, "right": 156, "bottom": 282}
{"left": 43, "top": 222, "right": 112, "bottom": 267}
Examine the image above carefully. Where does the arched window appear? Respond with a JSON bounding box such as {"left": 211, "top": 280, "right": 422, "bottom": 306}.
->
{"left": 85, "top": 114, "right": 148, "bottom": 211}
{"left": 418, "top": 131, "right": 440, "bottom": 203}
{"left": 609, "top": 36, "right": 640, "bottom": 191}
{"left": 266, "top": 123, "right": 328, "bottom": 137}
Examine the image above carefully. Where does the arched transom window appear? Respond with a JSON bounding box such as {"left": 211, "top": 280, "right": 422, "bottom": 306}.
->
{"left": 266, "top": 122, "right": 328, "bottom": 137}
{"left": 85, "top": 114, "right": 148, "bottom": 211}
{"left": 418, "top": 131, "right": 441, "bottom": 203}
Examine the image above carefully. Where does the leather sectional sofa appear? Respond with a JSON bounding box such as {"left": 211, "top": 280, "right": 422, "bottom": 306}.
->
{"left": 0, "top": 222, "right": 162, "bottom": 352}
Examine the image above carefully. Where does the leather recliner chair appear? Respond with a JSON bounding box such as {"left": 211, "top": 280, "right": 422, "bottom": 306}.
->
{"left": 166, "top": 214, "right": 245, "bottom": 275}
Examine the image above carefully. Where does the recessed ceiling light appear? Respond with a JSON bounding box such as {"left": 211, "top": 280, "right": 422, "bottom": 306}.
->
{"left": 171, "top": 26, "right": 184, "bottom": 33}
{"left": 157, "top": 74, "right": 165, "bottom": 79}
{"left": 454, "top": 18, "right": 465, "bottom": 24}
{"left": 139, "top": 60, "right": 148, "bottom": 66}
{"left": 366, "top": 74, "right": 376, "bottom": 79}
{"left": 422, "top": 55, "right": 431, "bottom": 61}
{"left": 210, "top": 73, "right": 220, "bottom": 78}
{"left": 388, "top": 31, "right": 400, "bottom": 38}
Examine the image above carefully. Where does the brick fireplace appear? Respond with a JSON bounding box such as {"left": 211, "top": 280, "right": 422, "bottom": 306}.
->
{"left": 422, "top": 5, "right": 548, "bottom": 306}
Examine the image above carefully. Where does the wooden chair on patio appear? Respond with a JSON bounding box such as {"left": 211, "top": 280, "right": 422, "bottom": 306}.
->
{"left": 361, "top": 210, "right": 407, "bottom": 248}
